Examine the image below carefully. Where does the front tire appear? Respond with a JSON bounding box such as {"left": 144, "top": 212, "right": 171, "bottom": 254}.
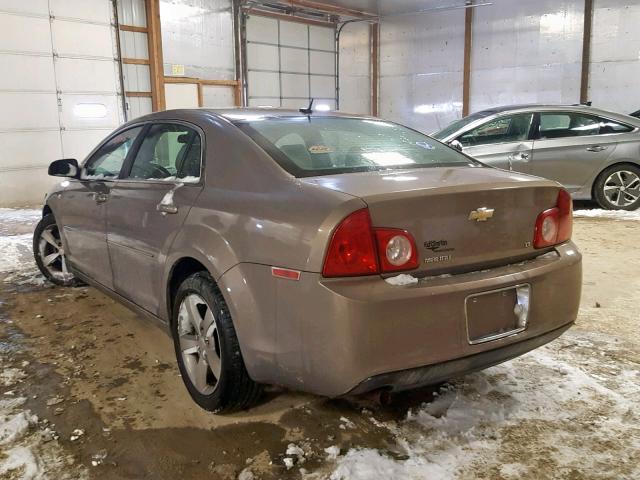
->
{"left": 171, "top": 272, "right": 261, "bottom": 413}
{"left": 33, "top": 214, "right": 80, "bottom": 286}
{"left": 594, "top": 164, "right": 640, "bottom": 210}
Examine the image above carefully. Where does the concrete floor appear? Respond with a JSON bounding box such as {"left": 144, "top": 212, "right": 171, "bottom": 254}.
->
{"left": 0, "top": 207, "right": 638, "bottom": 479}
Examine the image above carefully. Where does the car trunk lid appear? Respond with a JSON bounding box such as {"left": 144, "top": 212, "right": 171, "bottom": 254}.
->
{"left": 302, "top": 166, "right": 561, "bottom": 275}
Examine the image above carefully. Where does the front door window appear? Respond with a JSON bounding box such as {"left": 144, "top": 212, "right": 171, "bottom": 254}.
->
{"left": 458, "top": 113, "right": 534, "bottom": 147}
{"left": 83, "top": 127, "right": 143, "bottom": 179}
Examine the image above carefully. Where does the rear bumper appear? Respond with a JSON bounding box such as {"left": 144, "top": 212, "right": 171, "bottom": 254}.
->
{"left": 221, "top": 242, "right": 582, "bottom": 397}
{"left": 346, "top": 322, "right": 573, "bottom": 395}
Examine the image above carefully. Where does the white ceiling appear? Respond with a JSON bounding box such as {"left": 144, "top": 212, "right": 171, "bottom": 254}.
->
{"left": 310, "top": 0, "right": 480, "bottom": 16}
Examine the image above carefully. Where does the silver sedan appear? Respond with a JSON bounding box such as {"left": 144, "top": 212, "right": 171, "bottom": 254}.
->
{"left": 433, "top": 105, "right": 640, "bottom": 210}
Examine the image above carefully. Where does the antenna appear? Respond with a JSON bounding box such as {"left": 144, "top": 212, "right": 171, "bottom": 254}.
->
{"left": 299, "top": 98, "right": 314, "bottom": 115}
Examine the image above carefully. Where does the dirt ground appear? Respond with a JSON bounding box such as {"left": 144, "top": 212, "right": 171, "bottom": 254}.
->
{"left": 1, "top": 206, "right": 639, "bottom": 479}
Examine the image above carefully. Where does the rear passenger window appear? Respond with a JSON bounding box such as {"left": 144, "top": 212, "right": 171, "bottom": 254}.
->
{"left": 458, "top": 113, "right": 533, "bottom": 147}
{"left": 538, "top": 112, "right": 632, "bottom": 139}
{"left": 125, "top": 123, "right": 202, "bottom": 181}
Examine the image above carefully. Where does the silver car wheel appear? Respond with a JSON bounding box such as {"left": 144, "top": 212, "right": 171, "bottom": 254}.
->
{"left": 603, "top": 170, "right": 640, "bottom": 207}
{"left": 177, "top": 293, "right": 222, "bottom": 395}
{"left": 38, "top": 224, "right": 74, "bottom": 282}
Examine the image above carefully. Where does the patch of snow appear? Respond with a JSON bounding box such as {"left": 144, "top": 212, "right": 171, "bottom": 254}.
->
{"left": 0, "top": 234, "right": 34, "bottom": 274}
{"left": 1, "top": 367, "right": 27, "bottom": 387}
{"left": 283, "top": 457, "right": 295, "bottom": 470}
{"left": 574, "top": 208, "right": 640, "bottom": 220}
{"left": 324, "top": 446, "right": 341, "bottom": 460}
{"left": 384, "top": 274, "right": 418, "bottom": 286}
{"left": 0, "top": 410, "right": 37, "bottom": 445}
{"left": 0, "top": 445, "right": 42, "bottom": 479}
{"left": 327, "top": 331, "right": 640, "bottom": 479}
{"left": 238, "top": 468, "right": 255, "bottom": 480}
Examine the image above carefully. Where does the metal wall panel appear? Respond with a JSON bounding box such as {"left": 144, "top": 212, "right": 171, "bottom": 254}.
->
{"left": 52, "top": 20, "right": 114, "bottom": 58}
{"left": 337, "top": 21, "right": 369, "bottom": 115}
{"left": 123, "top": 64, "right": 151, "bottom": 92}
{"left": 310, "top": 50, "right": 334, "bottom": 75}
{"left": 165, "top": 83, "right": 199, "bottom": 109}
{"left": 281, "top": 47, "right": 309, "bottom": 74}
{"left": 279, "top": 21, "right": 308, "bottom": 48}
{"left": 247, "top": 43, "right": 279, "bottom": 71}
{"left": 56, "top": 57, "right": 120, "bottom": 93}
{"left": 470, "top": 0, "right": 584, "bottom": 114}
{"left": 0, "top": 54, "right": 55, "bottom": 91}
{"left": 0, "top": 131, "right": 61, "bottom": 170}
{"left": 127, "top": 96, "right": 153, "bottom": 119}
{"left": 379, "top": 10, "right": 465, "bottom": 132}
{"left": 0, "top": 92, "right": 59, "bottom": 130}
{"left": 117, "top": 0, "right": 146, "bottom": 27}
{"left": 202, "top": 84, "right": 235, "bottom": 108}
{"left": 245, "top": 15, "right": 278, "bottom": 43}
{"left": 160, "top": 0, "right": 235, "bottom": 80}
{"left": 0, "top": 0, "right": 48, "bottom": 15}
{"left": 120, "top": 31, "right": 149, "bottom": 59}
{"left": 310, "top": 25, "right": 335, "bottom": 51}
{"left": 588, "top": 0, "right": 640, "bottom": 114}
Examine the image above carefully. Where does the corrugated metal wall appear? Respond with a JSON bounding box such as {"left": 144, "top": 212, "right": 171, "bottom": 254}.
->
{"left": 338, "top": 22, "right": 370, "bottom": 115}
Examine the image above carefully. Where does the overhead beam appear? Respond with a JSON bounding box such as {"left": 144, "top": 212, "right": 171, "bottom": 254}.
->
{"left": 243, "top": 7, "right": 336, "bottom": 27}
{"left": 580, "top": 0, "right": 594, "bottom": 104}
{"left": 285, "top": 0, "right": 376, "bottom": 19}
{"left": 462, "top": 3, "right": 474, "bottom": 117}
{"left": 146, "top": 0, "right": 165, "bottom": 111}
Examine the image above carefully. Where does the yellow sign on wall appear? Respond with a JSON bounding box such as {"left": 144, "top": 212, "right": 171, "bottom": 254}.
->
{"left": 171, "top": 64, "right": 185, "bottom": 76}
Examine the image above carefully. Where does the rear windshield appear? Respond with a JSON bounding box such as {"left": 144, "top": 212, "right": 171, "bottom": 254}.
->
{"left": 234, "top": 116, "right": 478, "bottom": 177}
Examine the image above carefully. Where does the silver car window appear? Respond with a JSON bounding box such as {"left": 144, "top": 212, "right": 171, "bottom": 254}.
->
{"left": 458, "top": 113, "right": 534, "bottom": 147}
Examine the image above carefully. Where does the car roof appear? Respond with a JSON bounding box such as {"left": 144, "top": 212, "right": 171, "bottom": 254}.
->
{"left": 473, "top": 104, "right": 640, "bottom": 123}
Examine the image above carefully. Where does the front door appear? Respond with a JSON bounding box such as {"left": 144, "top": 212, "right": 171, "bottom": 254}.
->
{"left": 458, "top": 112, "right": 535, "bottom": 173}
{"left": 106, "top": 122, "right": 204, "bottom": 316}
{"left": 57, "top": 126, "right": 144, "bottom": 289}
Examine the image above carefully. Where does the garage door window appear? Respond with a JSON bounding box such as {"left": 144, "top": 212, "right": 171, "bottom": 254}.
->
{"left": 83, "top": 127, "right": 143, "bottom": 179}
{"left": 125, "top": 124, "right": 202, "bottom": 181}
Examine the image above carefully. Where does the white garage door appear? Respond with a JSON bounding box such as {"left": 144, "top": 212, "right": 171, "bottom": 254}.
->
{"left": 245, "top": 15, "right": 336, "bottom": 111}
{"left": 0, "top": 0, "right": 124, "bottom": 207}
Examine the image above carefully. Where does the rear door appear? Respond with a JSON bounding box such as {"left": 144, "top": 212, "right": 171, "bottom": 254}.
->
{"left": 458, "top": 113, "right": 535, "bottom": 173}
{"left": 529, "top": 111, "right": 630, "bottom": 191}
{"left": 57, "top": 126, "right": 144, "bottom": 289}
{"left": 106, "top": 122, "right": 204, "bottom": 316}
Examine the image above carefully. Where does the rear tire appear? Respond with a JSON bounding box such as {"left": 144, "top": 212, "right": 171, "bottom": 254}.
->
{"left": 171, "top": 271, "right": 261, "bottom": 413}
{"left": 594, "top": 164, "right": 640, "bottom": 210}
{"left": 33, "top": 214, "right": 81, "bottom": 287}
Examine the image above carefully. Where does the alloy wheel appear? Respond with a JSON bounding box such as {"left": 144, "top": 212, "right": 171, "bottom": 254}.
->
{"left": 603, "top": 170, "right": 640, "bottom": 207}
{"left": 177, "top": 293, "right": 222, "bottom": 395}
{"left": 38, "top": 224, "right": 74, "bottom": 282}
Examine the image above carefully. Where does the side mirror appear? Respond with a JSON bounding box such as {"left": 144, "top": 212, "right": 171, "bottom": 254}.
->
{"left": 449, "top": 140, "right": 464, "bottom": 152}
{"left": 48, "top": 159, "right": 80, "bottom": 178}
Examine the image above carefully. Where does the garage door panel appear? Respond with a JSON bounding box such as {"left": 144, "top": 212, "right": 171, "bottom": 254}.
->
{"left": 0, "top": 54, "right": 55, "bottom": 91}
{"left": 0, "top": 92, "right": 59, "bottom": 130}
{"left": 247, "top": 43, "right": 279, "bottom": 71}
{"left": 280, "top": 21, "right": 308, "bottom": 48}
{"left": 309, "top": 25, "right": 334, "bottom": 51}
{"left": 0, "top": 131, "right": 62, "bottom": 170}
{"left": 281, "top": 74, "right": 309, "bottom": 98}
{"left": 248, "top": 71, "right": 279, "bottom": 98}
{"left": 60, "top": 94, "right": 120, "bottom": 130}
{"left": 281, "top": 47, "right": 308, "bottom": 74}
{"left": 0, "top": 170, "right": 61, "bottom": 207}
{"left": 56, "top": 58, "right": 119, "bottom": 93}
{"left": 0, "top": 14, "right": 51, "bottom": 54}
{"left": 52, "top": 20, "right": 114, "bottom": 58}
{"left": 310, "top": 51, "right": 335, "bottom": 75}
{"left": 246, "top": 15, "right": 278, "bottom": 44}
{"left": 120, "top": 31, "right": 149, "bottom": 60}
{"left": 50, "top": 0, "right": 112, "bottom": 23}
{"left": 0, "top": 0, "right": 48, "bottom": 15}
{"left": 61, "top": 128, "right": 112, "bottom": 162}
{"left": 310, "top": 75, "right": 334, "bottom": 98}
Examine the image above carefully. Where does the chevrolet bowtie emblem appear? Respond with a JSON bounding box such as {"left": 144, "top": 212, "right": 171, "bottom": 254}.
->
{"left": 468, "top": 207, "right": 495, "bottom": 222}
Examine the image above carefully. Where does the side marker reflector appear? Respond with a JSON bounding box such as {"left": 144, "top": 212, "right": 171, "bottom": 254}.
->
{"left": 271, "top": 267, "right": 301, "bottom": 281}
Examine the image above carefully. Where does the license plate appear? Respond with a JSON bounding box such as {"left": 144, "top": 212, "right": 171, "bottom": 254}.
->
{"left": 465, "top": 284, "right": 530, "bottom": 345}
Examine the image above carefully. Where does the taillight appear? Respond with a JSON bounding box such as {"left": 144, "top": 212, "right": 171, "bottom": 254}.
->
{"left": 322, "top": 208, "right": 419, "bottom": 277}
{"left": 533, "top": 189, "right": 573, "bottom": 248}
{"left": 375, "top": 229, "right": 419, "bottom": 273}
{"left": 322, "top": 209, "right": 379, "bottom": 277}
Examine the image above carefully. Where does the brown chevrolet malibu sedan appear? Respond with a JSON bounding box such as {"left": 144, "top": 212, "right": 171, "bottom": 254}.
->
{"left": 33, "top": 109, "right": 582, "bottom": 412}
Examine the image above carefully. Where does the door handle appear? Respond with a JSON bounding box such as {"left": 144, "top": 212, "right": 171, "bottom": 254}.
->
{"left": 157, "top": 203, "right": 178, "bottom": 215}
{"left": 586, "top": 145, "right": 607, "bottom": 152}
{"left": 519, "top": 152, "right": 530, "bottom": 161}
{"left": 93, "top": 193, "right": 109, "bottom": 204}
